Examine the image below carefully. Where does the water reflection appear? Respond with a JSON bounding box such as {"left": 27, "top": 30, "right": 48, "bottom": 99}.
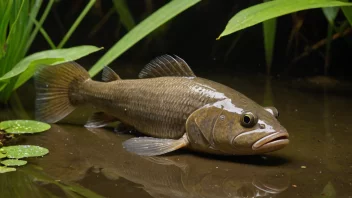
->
{"left": 114, "top": 155, "right": 289, "bottom": 198}
{"left": 27, "top": 124, "right": 290, "bottom": 198}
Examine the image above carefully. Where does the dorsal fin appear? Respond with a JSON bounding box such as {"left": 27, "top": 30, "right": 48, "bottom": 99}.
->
{"left": 102, "top": 66, "right": 121, "bottom": 82}
{"left": 138, "top": 54, "right": 196, "bottom": 78}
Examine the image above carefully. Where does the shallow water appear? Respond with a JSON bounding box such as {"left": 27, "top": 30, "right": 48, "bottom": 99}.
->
{"left": 1, "top": 73, "right": 352, "bottom": 198}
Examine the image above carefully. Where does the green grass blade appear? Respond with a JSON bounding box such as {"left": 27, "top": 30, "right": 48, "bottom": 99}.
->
{"left": 57, "top": 0, "right": 96, "bottom": 48}
{"left": 24, "top": 0, "right": 42, "bottom": 40}
{"left": 341, "top": 0, "right": 352, "bottom": 25}
{"left": 342, "top": 7, "right": 352, "bottom": 25}
{"left": 25, "top": 0, "right": 53, "bottom": 53}
{"left": 262, "top": 0, "right": 277, "bottom": 75}
{"left": 325, "top": 23, "right": 334, "bottom": 75}
{"left": 89, "top": 0, "right": 201, "bottom": 77}
{"left": 322, "top": 7, "right": 340, "bottom": 24}
{"left": 0, "top": 0, "right": 13, "bottom": 61}
{"left": 31, "top": 18, "right": 56, "bottom": 49}
{"left": 113, "top": 0, "right": 135, "bottom": 30}
{"left": 12, "top": 46, "right": 102, "bottom": 90}
{"left": 322, "top": 7, "right": 339, "bottom": 75}
{"left": 0, "top": 0, "right": 30, "bottom": 102}
{"left": 0, "top": 46, "right": 101, "bottom": 82}
{"left": 218, "top": 0, "right": 352, "bottom": 39}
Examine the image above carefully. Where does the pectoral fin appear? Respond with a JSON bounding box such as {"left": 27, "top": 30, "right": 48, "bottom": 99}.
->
{"left": 122, "top": 134, "right": 189, "bottom": 156}
{"left": 84, "top": 112, "right": 118, "bottom": 128}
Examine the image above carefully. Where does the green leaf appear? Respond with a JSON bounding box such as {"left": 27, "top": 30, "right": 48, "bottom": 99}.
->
{"left": 0, "top": 120, "right": 50, "bottom": 134}
{"left": 0, "top": 45, "right": 102, "bottom": 82}
{"left": 1, "top": 159, "right": 27, "bottom": 166}
{"left": 13, "top": 58, "right": 65, "bottom": 90}
{"left": 0, "top": 166, "right": 16, "bottom": 173}
{"left": 0, "top": 153, "right": 6, "bottom": 159}
{"left": 263, "top": 17, "right": 276, "bottom": 74}
{"left": 0, "top": 1, "right": 13, "bottom": 59}
{"left": 113, "top": 0, "right": 135, "bottom": 30}
{"left": 263, "top": 0, "right": 277, "bottom": 75}
{"left": 322, "top": 7, "right": 340, "bottom": 24}
{"left": 341, "top": 0, "right": 352, "bottom": 25}
{"left": 13, "top": 58, "right": 63, "bottom": 90}
{"left": 218, "top": 0, "right": 352, "bottom": 38}
{"left": 89, "top": 0, "right": 201, "bottom": 77}
{"left": 3, "top": 145, "right": 49, "bottom": 159}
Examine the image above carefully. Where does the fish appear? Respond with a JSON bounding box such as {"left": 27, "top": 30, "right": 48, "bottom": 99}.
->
{"left": 35, "top": 54, "right": 289, "bottom": 156}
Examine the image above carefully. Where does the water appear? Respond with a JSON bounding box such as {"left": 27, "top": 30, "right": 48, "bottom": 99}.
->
{"left": 0, "top": 73, "right": 351, "bottom": 198}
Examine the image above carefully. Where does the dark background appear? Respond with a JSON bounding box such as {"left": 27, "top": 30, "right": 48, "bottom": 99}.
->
{"left": 30, "top": 0, "right": 352, "bottom": 79}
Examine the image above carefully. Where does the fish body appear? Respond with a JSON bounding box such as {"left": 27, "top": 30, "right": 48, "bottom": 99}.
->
{"left": 79, "top": 77, "right": 218, "bottom": 139}
{"left": 35, "top": 55, "right": 289, "bottom": 156}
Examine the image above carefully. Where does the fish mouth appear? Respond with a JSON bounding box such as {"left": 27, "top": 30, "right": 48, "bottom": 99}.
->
{"left": 252, "top": 132, "right": 289, "bottom": 151}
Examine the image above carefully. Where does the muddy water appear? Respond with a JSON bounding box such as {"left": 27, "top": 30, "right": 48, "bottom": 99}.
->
{"left": 1, "top": 74, "right": 352, "bottom": 198}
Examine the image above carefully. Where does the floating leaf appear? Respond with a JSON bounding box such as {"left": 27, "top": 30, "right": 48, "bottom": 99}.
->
{"left": 3, "top": 145, "right": 49, "bottom": 159}
{"left": 0, "top": 120, "right": 50, "bottom": 134}
{"left": 1, "top": 159, "right": 27, "bottom": 166}
{"left": 218, "top": 0, "right": 352, "bottom": 38}
{"left": 0, "top": 166, "right": 16, "bottom": 173}
{"left": 0, "top": 153, "right": 6, "bottom": 159}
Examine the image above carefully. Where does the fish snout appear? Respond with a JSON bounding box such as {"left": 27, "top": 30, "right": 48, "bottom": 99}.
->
{"left": 252, "top": 130, "right": 289, "bottom": 152}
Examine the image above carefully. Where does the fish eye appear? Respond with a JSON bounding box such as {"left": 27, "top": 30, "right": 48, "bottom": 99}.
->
{"left": 264, "top": 107, "right": 279, "bottom": 118}
{"left": 240, "top": 112, "right": 258, "bottom": 128}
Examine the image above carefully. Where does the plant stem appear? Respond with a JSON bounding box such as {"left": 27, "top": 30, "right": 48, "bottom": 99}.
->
{"left": 324, "top": 23, "right": 333, "bottom": 76}
{"left": 32, "top": 19, "right": 56, "bottom": 49}
{"left": 57, "top": 0, "right": 96, "bottom": 48}
{"left": 25, "top": 0, "right": 54, "bottom": 53}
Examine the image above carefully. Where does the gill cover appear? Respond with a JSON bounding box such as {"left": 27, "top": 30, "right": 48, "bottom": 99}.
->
{"left": 186, "top": 105, "right": 237, "bottom": 153}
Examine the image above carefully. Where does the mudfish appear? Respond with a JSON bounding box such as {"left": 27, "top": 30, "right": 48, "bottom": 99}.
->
{"left": 35, "top": 55, "right": 289, "bottom": 156}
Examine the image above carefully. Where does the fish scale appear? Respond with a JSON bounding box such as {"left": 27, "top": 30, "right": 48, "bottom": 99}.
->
{"left": 79, "top": 77, "right": 219, "bottom": 139}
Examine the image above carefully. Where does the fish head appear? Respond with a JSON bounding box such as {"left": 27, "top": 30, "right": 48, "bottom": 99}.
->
{"left": 187, "top": 99, "right": 289, "bottom": 155}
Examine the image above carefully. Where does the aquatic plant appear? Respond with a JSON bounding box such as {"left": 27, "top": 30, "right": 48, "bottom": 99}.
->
{"left": 88, "top": 0, "right": 201, "bottom": 76}
{"left": 0, "top": 0, "right": 101, "bottom": 103}
{"left": 0, "top": 120, "right": 50, "bottom": 173}
{"left": 217, "top": 0, "right": 352, "bottom": 74}
{"left": 86, "top": 0, "right": 352, "bottom": 77}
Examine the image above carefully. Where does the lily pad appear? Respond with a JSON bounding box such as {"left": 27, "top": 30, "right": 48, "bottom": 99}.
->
{"left": 2, "top": 145, "right": 49, "bottom": 159}
{"left": 0, "top": 153, "right": 6, "bottom": 159}
{"left": 0, "top": 120, "right": 50, "bottom": 134}
{"left": 0, "top": 166, "right": 16, "bottom": 173}
{"left": 1, "top": 159, "right": 27, "bottom": 166}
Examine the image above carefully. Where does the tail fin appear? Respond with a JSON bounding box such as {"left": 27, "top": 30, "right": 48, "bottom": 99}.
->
{"left": 35, "top": 61, "right": 90, "bottom": 123}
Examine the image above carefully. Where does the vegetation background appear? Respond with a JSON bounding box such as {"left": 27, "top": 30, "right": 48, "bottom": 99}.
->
{"left": 31, "top": 0, "right": 351, "bottom": 78}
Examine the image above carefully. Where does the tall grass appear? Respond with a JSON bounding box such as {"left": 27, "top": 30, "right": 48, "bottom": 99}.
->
{"left": 217, "top": 0, "right": 352, "bottom": 75}
{"left": 88, "top": 0, "right": 201, "bottom": 76}
{"left": 0, "top": 0, "right": 100, "bottom": 103}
